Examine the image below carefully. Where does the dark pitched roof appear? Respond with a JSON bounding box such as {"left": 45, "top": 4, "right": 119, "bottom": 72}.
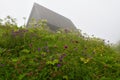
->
{"left": 27, "top": 3, "right": 76, "bottom": 31}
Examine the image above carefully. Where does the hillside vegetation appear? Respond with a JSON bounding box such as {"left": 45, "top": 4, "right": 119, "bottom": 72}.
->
{"left": 0, "top": 17, "right": 120, "bottom": 80}
{"left": 113, "top": 41, "right": 120, "bottom": 54}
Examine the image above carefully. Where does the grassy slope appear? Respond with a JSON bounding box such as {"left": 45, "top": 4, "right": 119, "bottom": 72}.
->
{"left": 0, "top": 25, "right": 120, "bottom": 80}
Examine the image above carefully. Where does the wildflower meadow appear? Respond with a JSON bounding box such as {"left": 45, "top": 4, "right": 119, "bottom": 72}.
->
{"left": 0, "top": 16, "right": 120, "bottom": 80}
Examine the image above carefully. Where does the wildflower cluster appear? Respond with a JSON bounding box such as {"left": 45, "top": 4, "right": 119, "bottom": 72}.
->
{"left": 11, "top": 29, "right": 28, "bottom": 37}
{"left": 0, "top": 21, "right": 120, "bottom": 80}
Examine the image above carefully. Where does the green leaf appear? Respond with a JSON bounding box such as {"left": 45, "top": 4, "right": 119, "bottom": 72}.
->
{"left": 63, "top": 75, "right": 68, "bottom": 80}
{"left": 20, "top": 49, "right": 30, "bottom": 53}
{"left": 18, "top": 74, "right": 26, "bottom": 80}
{"left": 12, "top": 58, "right": 18, "bottom": 62}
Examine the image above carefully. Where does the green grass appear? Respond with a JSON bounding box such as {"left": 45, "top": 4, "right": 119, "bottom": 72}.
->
{"left": 0, "top": 22, "right": 120, "bottom": 80}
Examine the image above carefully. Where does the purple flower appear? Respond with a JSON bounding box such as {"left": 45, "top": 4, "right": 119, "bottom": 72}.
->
{"left": 38, "top": 48, "right": 41, "bottom": 52}
{"left": 59, "top": 53, "right": 66, "bottom": 62}
{"left": 64, "top": 45, "right": 68, "bottom": 49}
{"left": 57, "top": 64, "right": 61, "bottom": 67}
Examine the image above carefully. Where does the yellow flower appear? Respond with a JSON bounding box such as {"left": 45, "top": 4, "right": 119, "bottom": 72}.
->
{"left": 80, "top": 57, "right": 90, "bottom": 64}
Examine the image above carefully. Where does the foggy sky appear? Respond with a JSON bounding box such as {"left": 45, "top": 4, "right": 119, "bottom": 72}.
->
{"left": 0, "top": 0, "right": 120, "bottom": 43}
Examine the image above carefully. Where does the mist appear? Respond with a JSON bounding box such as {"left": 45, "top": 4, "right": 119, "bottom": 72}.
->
{"left": 0, "top": 0, "right": 120, "bottom": 43}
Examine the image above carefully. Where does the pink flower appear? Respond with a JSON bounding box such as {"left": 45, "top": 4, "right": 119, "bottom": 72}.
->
{"left": 64, "top": 45, "right": 68, "bottom": 49}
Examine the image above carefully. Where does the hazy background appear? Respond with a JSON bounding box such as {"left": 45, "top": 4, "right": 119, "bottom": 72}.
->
{"left": 0, "top": 0, "right": 120, "bottom": 43}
